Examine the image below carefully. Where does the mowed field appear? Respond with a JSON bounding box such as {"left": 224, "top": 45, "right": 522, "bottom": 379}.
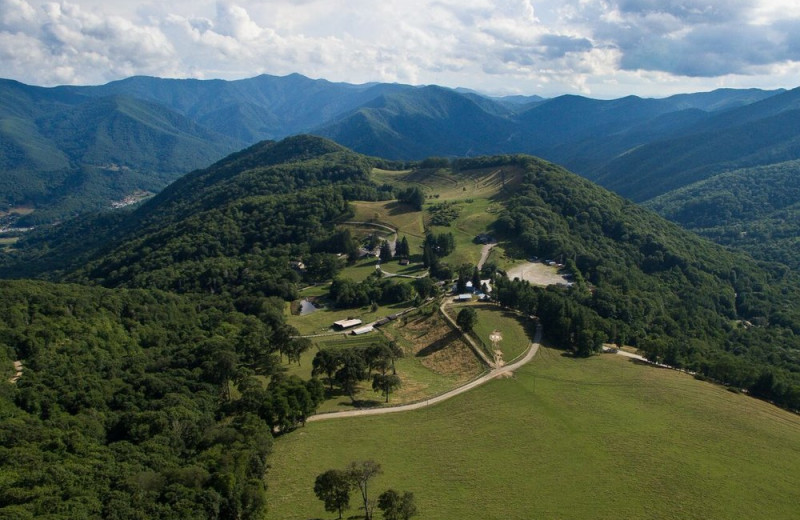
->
{"left": 266, "top": 345, "right": 800, "bottom": 520}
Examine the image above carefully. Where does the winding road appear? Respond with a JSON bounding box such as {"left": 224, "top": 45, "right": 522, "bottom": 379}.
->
{"left": 307, "top": 324, "right": 541, "bottom": 421}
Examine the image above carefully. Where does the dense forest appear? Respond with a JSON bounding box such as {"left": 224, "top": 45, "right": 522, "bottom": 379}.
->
{"left": 486, "top": 156, "right": 800, "bottom": 408}
{"left": 646, "top": 160, "right": 800, "bottom": 270}
{"left": 0, "top": 280, "right": 323, "bottom": 519}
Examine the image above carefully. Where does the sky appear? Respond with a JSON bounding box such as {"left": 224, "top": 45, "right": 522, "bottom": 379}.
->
{"left": 1, "top": 0, "right": 800, "bottom": 98}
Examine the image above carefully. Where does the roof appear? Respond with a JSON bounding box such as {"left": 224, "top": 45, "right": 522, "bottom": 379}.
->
{"left": 351, "top": 325, "right": 375, "bottom": 335}
{"left": 333, "top": 318, "right": 362, "bottom": 329}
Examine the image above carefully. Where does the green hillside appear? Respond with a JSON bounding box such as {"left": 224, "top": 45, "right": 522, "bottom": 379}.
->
{"left": 3, "top": 136, "right": 800, "bottom": 517}
{"left": 591, "top": 88, "right": 800, "bottom": 201}
{"left": 267, "top": 347, "right": 800, "bottom": 520}
{"left": 0, "top": 81, "right": 243, "bottom": 224}
{"left": 6, "top": 137, "right": 800, "bottom": 407}
{"left": 647, "top": 159, "right": 800, "bottom": 269}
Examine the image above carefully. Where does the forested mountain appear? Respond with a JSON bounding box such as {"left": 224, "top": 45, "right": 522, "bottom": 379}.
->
{"left": 646, "top": 160, "right": 800, "bottom": 269}
{"left": 315, "top": 86, "right": 519, "bottom": 158}
{"left": 79, "top": 74, "right": 411, "bottom": 143}
{"left": 0, "top": 280, "right": 295, "bottom": 519}
{"left": 5, "top": 136, "right": 800, "bottom": 404}
{"left": 0, "top": 80, "right": 243, "bottom": 224}
{"left": 3, "top": 136, "right": 800, "bottom": 517}
{"left": 1, "top": 73, "right": 789, "bottom": 225}
{"left": 590, "top": 87, "right": 800, "bottom": 201}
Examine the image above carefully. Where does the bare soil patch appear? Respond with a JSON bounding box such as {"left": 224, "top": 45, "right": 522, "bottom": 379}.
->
{"left": 506, "top": 262, "right": 569, "bottom": 286}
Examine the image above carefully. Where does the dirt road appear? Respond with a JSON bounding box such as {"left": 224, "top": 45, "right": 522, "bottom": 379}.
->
{"left": 477, "top": 243, "right": 495, "bottom": 270}
{"left": 307, "top": 324, "right": 541, "bottom": 421}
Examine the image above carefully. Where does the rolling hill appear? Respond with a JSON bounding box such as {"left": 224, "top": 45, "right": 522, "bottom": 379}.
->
{"left": 5, "top": 135, "right": 800, "bottom": 407}
{"left": 3, "top": 136, "right": 800, "bottom": 518}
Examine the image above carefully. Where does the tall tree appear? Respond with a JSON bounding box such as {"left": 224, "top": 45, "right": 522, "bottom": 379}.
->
{"left": 335, "top": 351, "right": 368, "bottom": 401}
{"left": 347, "top": 460, "right": 383, "bottom": 520}
{"left": 312, "top": 349, "right": 341, "bottom": 391}
{"left": 372, "top": 374, "right": 402, "bottom": 403}
{"left": 456, "top": 307, "right": 477, "bottom": 333}
{"left": 285, "top": 337, "right": 312, "bottom": 365}
{"left": 396, "top": 236, "right": 410, "bottom": 258}
{"left": 379, "top": 241, "right": 393, "bottom": 263}
{"left": 314, "top": 469, "right": 352, "bottom": 519}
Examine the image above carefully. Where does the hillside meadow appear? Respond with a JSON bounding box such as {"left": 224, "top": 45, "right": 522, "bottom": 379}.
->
{"left": 266, "top": 346, "right": 800, "bottom": 520}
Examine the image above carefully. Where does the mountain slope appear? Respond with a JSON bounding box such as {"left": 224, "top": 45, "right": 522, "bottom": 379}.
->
{"left": 315, "top": 85, "right": 518, "bottom": 159}
{"left": 0, "top": 80, "right": 243, "bottom": 223}
{"left": 80, "top": 74, "right": 412, "bottom": 142}
{"left": 646, "top": 159, "right": 800, "bottom": 269}
{"left": 4, "top": 136, "right": 800, "bottom": 410}
{"left": 591, "top": 88, "right": 800, "bottom": 201}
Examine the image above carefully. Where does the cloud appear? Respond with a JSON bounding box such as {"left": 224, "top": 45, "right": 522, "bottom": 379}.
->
{"left": 0, "top": 0, "right": 798, "bottom": 97}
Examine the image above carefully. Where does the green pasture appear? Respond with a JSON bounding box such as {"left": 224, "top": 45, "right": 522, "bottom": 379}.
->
{"left": 451, "top": 303, "right": 533, "bottom": 362}
{"left": 266, "top": 346, "right": 800, "bottom": 519}
{"left": 338, "top": 256, "right": 382, "bottom": 282}
{"left": 349, "top": 200, "right": 426, "bottom": 239}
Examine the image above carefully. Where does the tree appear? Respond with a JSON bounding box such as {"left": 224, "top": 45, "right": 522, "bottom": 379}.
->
{"left": 372, "top": 374, "right": 402, "bottom": 403}
{"left": 285, "top": 337, "right": 312, "bottom": 365}
{"left": 314, "top": 469, "right": 351, "bottom": 519}
{"left": 456, "top": 307, "right": 477, "bottom": 333}
{"left": 347, "top": 460, "right": 383, "bottom": 520}
{"left": 379, "top": 241, "right": 393, "bottom": 263}
{"left": 312, "top": 349, "right": 341, "bottom": 391}
{"left": 396, "top": 236, "right": 410, "bottom": 258}
{"left": 335, "top": 351, "right": 368, "bottom": 401}
{"left": 377, "top": 489, "right": 418, "bottom": 520}
{"left": 397, "top": 187, "right": 425, "bottom": 210}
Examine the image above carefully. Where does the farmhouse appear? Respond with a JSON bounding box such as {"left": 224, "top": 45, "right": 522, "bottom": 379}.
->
{"left": 333, "top": 318, "right": 362, "bottom": 330}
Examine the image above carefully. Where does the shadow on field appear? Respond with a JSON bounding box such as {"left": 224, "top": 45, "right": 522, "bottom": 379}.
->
{"left": 345, "top": 398, "right": 382, "bottom": 409}
{"left": 386, "top": 201, "right": 417, "bottom": 215}
{"left": 416, "top": 330, "right": 460, "bottom": 357}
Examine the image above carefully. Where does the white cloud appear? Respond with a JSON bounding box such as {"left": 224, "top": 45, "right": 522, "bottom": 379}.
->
{"left": 0, "top": 0, "right": 798, "bottom": 97}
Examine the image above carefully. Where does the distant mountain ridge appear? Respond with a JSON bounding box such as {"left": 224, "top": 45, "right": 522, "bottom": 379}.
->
{"left": 0, "top": 73, "right": 793, "bottom": 224}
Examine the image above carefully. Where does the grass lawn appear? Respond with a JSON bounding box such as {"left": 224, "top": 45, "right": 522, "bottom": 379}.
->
{"left": 286, "top": 300, "right": 409, "bottom": 336}
{"left": 266, "top": 346, "right": 800, "bottom": 520}
{"left": 459, "top": 303, "right": 533, "bottom": 362}
{"left": 338, "top": 256, "right": 382, "bottom": 282}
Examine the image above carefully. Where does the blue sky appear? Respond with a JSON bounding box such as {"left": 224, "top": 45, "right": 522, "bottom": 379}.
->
{"left": 2, "top": 0, "right": 799, "bottom": 98}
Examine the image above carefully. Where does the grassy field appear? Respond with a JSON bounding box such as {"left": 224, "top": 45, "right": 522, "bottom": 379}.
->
{"left": 266, "top": 346, "right": 800, "bottom": 520}
{"left": 282, "top": 307, "right": 484, "bottom": 413}
{"left": 460, "top": 303, "right": 533, "bottom": 362}
{"left": 349, "top": 201, "right": 426, "bottom": 239}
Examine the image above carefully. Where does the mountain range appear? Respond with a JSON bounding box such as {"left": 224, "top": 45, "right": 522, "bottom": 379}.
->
{"left": 2, "top": 73, "right": 796, "bottom": 226}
